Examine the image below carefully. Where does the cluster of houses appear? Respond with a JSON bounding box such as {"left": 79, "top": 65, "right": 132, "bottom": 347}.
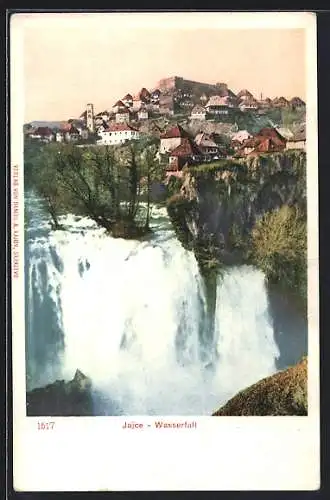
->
{"left": 24, "top": 76, "right": 306, "bottom": 179}
{"left": 24, "top": 115, "right": 306, "bottom": 179}
{"left": 158, "top": 123, "right": 306, "bottom": 178}
{"left": 87, "top": 87, "right": 162, "bottom": 133}
{"left": 78, "top": 83, "right": 306, "bottom": 142}
{"left": 24, "top": 76, "right": 306, "bottom": 148}
{"left": 24, "top": 120, "right": 91, "bottom": 144}
{"left": 190, "top": 89, "right": 305, "bottom": 121}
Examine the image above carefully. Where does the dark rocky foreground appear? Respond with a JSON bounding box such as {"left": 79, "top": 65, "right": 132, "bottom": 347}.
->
{"left": 212, "top": 357, "right": 307, "bottom": 416}
{"left": 26, "top": 369, "right": 94, "bottom": 416}
{"left": 26, "top": 359, "right": 307, "bottom": 417}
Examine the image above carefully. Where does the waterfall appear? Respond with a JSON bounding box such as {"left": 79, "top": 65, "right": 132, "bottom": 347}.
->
{"left": 25, "top": 195, "right": 281, "bottom": 415}
{"left": 213, "top": 266, "right": 280, "bottom": 404}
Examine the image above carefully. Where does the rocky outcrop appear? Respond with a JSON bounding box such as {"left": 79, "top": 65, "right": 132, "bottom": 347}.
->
{"left": 169, "top": 151, "right": 306, "bottom": 258}
{"left": 212, "top": 357, "right": 307, "bottom": 416}
{"left": 167, "top": 151, "right": 306, "bottom": 286}
{"left": 26, "top": 369, "right": 94, "bottom": 416}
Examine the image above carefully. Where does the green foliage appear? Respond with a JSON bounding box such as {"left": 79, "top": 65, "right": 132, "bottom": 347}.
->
{"left": 166, "top": 194, "right": 197, "bottom": 250}
{"left": 250, "top": 205, "right": 307, "bottom": 303}
{"left": 281, "top": 107, "right": 306, "bottom": 127}
{"left": 166, "top": 175, "right": 183, "bottom": 198}
{"left": 188, "top": 160, "right": 242, "bottom": 177}
{"left": 26, "top": 139, "right": 161, "bottom": 237}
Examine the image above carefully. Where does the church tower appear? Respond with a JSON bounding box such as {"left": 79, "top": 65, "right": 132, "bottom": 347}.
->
{"left": 86, "top": 103, "right": 94, "bottom": 132}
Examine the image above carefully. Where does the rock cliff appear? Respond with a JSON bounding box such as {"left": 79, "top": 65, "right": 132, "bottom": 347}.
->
{"left": 167, "top": 151, "right": 306, "bottom": 276}
{"left": 26, "top": 369, "right": 94, "bottom": 416}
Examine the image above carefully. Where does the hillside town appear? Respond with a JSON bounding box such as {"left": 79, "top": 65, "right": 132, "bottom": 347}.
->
{"left": 24, "top": 75, "right": 306, "bottom": 178}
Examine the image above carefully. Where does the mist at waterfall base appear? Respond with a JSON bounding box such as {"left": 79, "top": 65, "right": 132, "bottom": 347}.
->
{"left": 26, "top": 193, "right": 306, "bottom": 416}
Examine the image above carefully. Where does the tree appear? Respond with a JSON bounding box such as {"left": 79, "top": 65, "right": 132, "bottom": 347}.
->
{"left": 138, "top": 141, "right": 159, "bottom": 229}
{"left": 29, "top": 139, "right": 162, "bottom": 238}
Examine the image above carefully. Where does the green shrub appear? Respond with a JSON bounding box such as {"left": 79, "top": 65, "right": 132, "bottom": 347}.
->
{"left": 250, "top": 205, "right": 307, "bottom": 303}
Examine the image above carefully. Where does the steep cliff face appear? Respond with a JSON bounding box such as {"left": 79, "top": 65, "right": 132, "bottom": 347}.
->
{"left": 167, "top": 151, "right": 306, "bottom": 272}
{"left": 212, "top": 356, "right": 307, "bottom": 416}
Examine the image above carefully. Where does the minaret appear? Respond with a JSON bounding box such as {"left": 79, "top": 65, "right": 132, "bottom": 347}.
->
{"left": 86, "top": 103, "right": 94, "bottom": 132}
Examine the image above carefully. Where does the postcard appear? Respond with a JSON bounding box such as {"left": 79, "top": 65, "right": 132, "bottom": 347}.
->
{"left": 11, "top": 11, "right": 319, "bottom": 491}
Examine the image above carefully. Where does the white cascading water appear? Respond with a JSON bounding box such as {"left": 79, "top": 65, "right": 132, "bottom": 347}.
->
{"left": 26, "top": 193, "right": 280, "bottom": 415}
{"left": 213, "top": 266, "right": 280, "bottom": 404}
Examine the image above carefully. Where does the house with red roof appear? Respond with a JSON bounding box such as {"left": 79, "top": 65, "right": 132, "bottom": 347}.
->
{"left": 97, "top": 123, "right": 140, "bottom": 146}
{"left": 167, "top": 137, "right": 202, "bottom": 173}
{"left": 56, "top": 123, "right": 81, "bottom": 142}
{"left": 159, "top": 124, "right": 190, "bottom": 154}
{"left": 113, "top": 100, "right": 128, "bottom": 114}
{"left": 30, "top": 127, "right": 55, "bottom": 142}
{"left": 238, "top": 127, "right": 286, "bottom": 156}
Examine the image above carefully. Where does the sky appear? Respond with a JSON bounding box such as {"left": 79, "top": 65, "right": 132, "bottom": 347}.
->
{"left": 12, "top": 13, "right": 307, "bottom": 122}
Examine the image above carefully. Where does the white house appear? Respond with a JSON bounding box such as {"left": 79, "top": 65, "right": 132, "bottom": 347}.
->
{"left": 239, "top": 98, "right": 258, "bottom": 111}
{"left": 205, "top": 96, "right": 230, "bottom": 115}
{"left": 57, "top": 123, "right": 81, "bottom": 142}
{"left": 231, "top": 130, "right": 252, "bottom": 143}
{"left": 194, "top": 132, "right": 221, "bottom": 158}
{"left": 56, "top": 131, "right": 64, "bottom": 142}
{"left": 190, "top": 105, "right": 206, "bottom": 120}
{"left": 97, "top": 123, "right": 140, "bottom": 146}
{"left": 116, "top": 108, "right": 131, "bottom": 123}
{"left": 137, "top": 107, "right": 149, "bottom": 120}
{"left": 159, "top": 124, "right": 190, "bottom": 154}
{"left": 78, "top": 128, "right": 89, "bottom": 140}
{"left": 285, "top": 130, "right": 306, "bottom": 150}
